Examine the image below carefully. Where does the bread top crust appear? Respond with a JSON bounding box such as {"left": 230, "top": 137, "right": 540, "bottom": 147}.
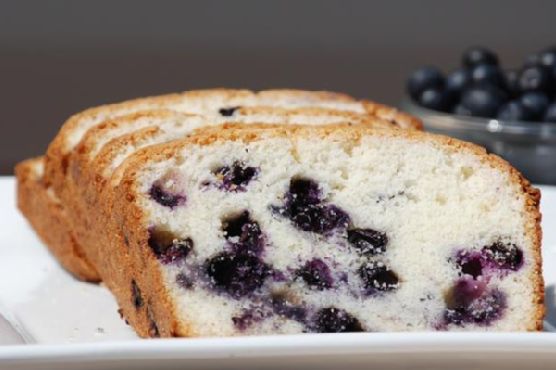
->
{"left": 117, "top": 124, "right": 543, "bottom": 330}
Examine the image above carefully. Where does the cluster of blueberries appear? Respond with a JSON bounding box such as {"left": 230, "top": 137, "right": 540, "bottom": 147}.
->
{"left": 407, "top": 46, "right": 556, "bottom": 122}
{"left": 147, "top": 168, "right": 400, "bottom": 332}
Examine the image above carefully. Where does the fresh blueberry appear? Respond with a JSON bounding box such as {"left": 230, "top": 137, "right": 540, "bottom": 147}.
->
{"left": 347, "top": 228, "right": 388, "bottom": 256}
{"left": 417, "top": 87, "right": 453, "bottom": 112}
{"left": 539, "top": 50, "right": 556, "bottom": 68}
{"left": 296, "top": 258, "right": 333, "bottom": 290}
{"left": 524, "top": 53, "right": 542, "bottom": 67}
{"left": 218, "top": 106, "right": 240, "bottom": 117}
{"left": 214, "top": 161, "right": 259, "bottom": 192}
{"left": 312, "top": 307, "right": 364, "bottom": 333}
{"left": 452, "top": 104, "right": 472, "bottom": 116}
{"left": 205, "top": 252, "right": 270, "bottom": 298}
{"left": 149, "top": 183, "right": 186, "bottom": 208}
{"left": 147, "top": 228, "right": 193, "bottom": 265}
{"left": 222, "top": 211, "right": 263, "bottom": 254}
{"left": 518, "top": 66, "right": 554, "bottom": 94}
{"left": 471, "top": 64, "right": 505, "bottom": 88}
{"left": 497, "top": 101, "right": 535, "bottom": 122}
{"left": 446, "top": 68, "right": 472, "bottom": 97}
{"left": 461, "top": 84, "right": 507, "bottom": 118}
{"left": 482, "top": 242, "right": 523, "bottom": 271}
{"left": 359, "top": 262, "right": 399, "bottom": 293}
{"left": 407, "top": 66, "right": 445, "bottom": 100}
{"left": 462, "top": 47, "right": 499, "bottom": 68}
{"left": 520, "top": 92, "right": 550, "bottom": 120}
{"left": 131, "top": 279, "right": 143, "bottom": 309}
{"left": 504, "top": 70, "right": 520, "bottom": 97}
{"left": 544, "top": 103, "right": 556, "bottom": 122}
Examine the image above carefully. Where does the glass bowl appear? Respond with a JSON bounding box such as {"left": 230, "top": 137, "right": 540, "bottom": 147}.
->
{"left": 400, "top": 99, "right": 556, "bottom": 185}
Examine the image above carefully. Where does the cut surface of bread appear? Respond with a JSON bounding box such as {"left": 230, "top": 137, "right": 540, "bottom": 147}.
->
{"left": 88, "top": 125, "right": 542, "bottom": 337}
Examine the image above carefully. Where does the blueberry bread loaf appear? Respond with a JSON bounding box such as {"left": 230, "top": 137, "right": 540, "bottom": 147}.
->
{"left": 87, "top": 125, "right": 542, "bottom": 337}
{"left": 23, "top": 89, "right": 420, "bottom": 281}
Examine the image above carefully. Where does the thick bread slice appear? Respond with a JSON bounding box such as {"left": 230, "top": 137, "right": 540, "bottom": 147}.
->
{"left": 15, "top": 158, "right": 99, "bottom": 281}
{"left": 80, "top": 124, "right": 541, "bottom": 337}
{"left": 62, "top": 110, "right": 395, "bottom": 283}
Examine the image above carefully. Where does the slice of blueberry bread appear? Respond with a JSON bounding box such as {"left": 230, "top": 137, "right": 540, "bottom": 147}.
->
{"left": 91, "top": 125, "right": 542, "bottom": 337}
{"left": 61, "top": 111, "right": 394, "bottom": 284}
{"left": 49, "top": 106, "right": 394, "bottom": 278}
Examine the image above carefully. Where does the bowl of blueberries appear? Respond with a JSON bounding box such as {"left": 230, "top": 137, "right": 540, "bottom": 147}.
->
{"left": 401, "top": 46, "right": 556, "bottom": 184}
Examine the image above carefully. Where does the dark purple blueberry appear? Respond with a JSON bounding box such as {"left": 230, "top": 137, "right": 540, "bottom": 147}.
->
{"left": 296, "top": 258, "right": 333, "bottom": 290}
{"left": 519, "top": 92, "right": 550, "bottom": 120}
{"left": 444, "top": 282, "right": 505, "bottom": 326}
{"left": 232, "top": 306, "right": 269, "bottom": 331}
{"left": 455, "top": 251, "right": 484, "bottom": 279}
{"left": 149, "top": 183, "right": 186, "bottom": 208}
{"left": 176, "top": 273, "right": 193, "bottom": 289}
{"left": 147, "top": 229, "right": 193, "bottom": 265}
{"left": 312, "top": 307, "right": 364, "bottom": 333}
{"left": 205, "top": 252, "right": 270, "bottom": 298}
{"left": 222, "top": 211, "right": 263, "bottom": 254}
{"left": 544, "top": 103, "right": 556, "bottom": 123}
{"left": 218, "top": 106, "right": 240, "bottom": 117}
{"left": 471, "top": 64, "right": 505, "bottom": 88}
{"left": 131, "top": 279, "right": 143, "bottom": 309}
{"left": 347, "top": 228, "right": 388, "bottom": 256}
{"left": 407, "top": 66, "right": 445, "bottom": 100}
{"left": 462, "top": 47, "right": 499, "bottom": 68}
{"left": 497, "top": 101, "right": 535, "bottom": 122}
{"left": 446, "top": 68, "right": 472, "bottom": 98}
{"left": 518, "top": 66, "right": 554, "bottom": 94}
{"left": 288, "top": 178, "right": 322, "bottom": 206}
{"left": 461, "top": 85, "right": 507, "bottom": 118}
{"left": 539, "top": 49, "right": 556, "bottom": 69}
{"left": 524, "top": 53, "right": 542, "bottom": 67}
{"left": 482, "top": 242, "right": 523, "bottom": 271}
{"left": 417, "top": 87, "right": 453, "bottom": 112}
{"left": 452, "top": 104, "right": 472, "bottom": 116}
{"left": 504, "top": 70, "right": 520, "bottom": 97}
{"left": 214, "top": 161, "right": 259, "bottom": 192}
{"left": 278, "top": 178, "right": 350, "bottom": 234}
{"left": 359, "top": 263, "right": 399, "bottom": 293}
{"left": 291, "top": 204, "right": 350, "bottom": 234}
{"left": 271, "top": 293, "right": 307, "bottom": 322}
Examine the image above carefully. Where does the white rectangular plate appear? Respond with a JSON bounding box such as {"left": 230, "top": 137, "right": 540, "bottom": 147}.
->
{"left": 1, "top": 177, "right": 555, "bottom": 369}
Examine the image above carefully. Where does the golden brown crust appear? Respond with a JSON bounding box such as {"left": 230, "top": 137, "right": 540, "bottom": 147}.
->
{"left": 111, "top": 124, "right": 542, "bottom": 335}
{"left": 15, "top": 157, "right": 100, "bottom": 282}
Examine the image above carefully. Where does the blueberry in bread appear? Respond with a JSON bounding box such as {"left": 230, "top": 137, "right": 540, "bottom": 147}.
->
{"left": 86, "top": 125, "right": 541, "bottom": 336}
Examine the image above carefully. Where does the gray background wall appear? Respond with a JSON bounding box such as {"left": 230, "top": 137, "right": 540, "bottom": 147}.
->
{"left": 1, "top": 0, "right": 555, "bottom": 174}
